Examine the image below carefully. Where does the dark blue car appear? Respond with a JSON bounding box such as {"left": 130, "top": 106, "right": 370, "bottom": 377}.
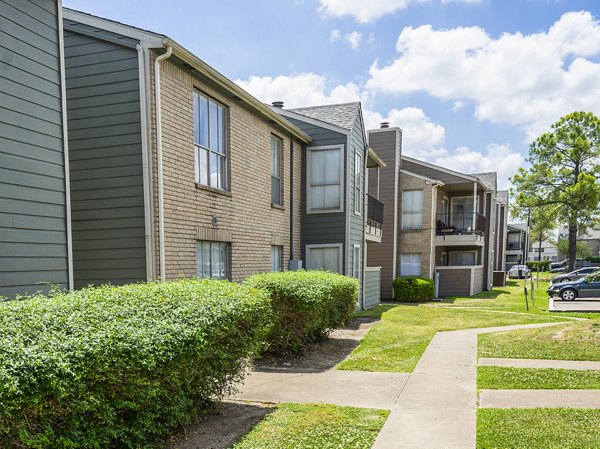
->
{"left": 547, "top": 277, "right": 600, "bottom": 301}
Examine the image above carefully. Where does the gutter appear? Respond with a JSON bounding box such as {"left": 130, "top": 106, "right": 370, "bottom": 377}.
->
{"left": 154, "top": 46, "right": 173, "bottom": 281}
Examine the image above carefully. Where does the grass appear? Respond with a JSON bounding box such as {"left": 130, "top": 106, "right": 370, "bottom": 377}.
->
{"left": 230, "top": 403, "right": 388, "bottom": 449}
{"left": 338, "top": 304, "right": 564, "bottom": 372}
{"left": 478, "top": 366, "right": 600, "bottom": 390}
{"left": 478, "top": 319, "right": 600, "bottom": 361}
{"left": 477, "top": 408, "right": 600, "bottom": 449}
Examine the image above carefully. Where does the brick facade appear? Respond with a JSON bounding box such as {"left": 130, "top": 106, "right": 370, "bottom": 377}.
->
{"left": 150, "top": 56, "right": 301, "bottom": 282}
{"left": 398, "top": 173, "right": 435, "bottom": 278}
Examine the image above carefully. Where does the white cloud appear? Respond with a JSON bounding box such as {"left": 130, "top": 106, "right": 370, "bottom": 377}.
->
{"left": 440, "top": 0, "right": 481, "bottom": 3}
{"left": 318, "top": 0, "right": 429, "bottom": 23}
{"left": 234, "top": 73, "right": 366, "bottom": 109}
{"left": 452, "top": 101, "right": 465, "bottom": 112}
{"left": 433, "top": 144, "right": 524, "bottom": 190}
{"left": 367, "top": 11, "right": 600, "bottom": 140}
{"left": 329, "top": 29, "right": 341, "bottom": 42}
{"left": 364, "top": 107, "right": 446, "bottom": 158}
{"left": 345, "top": 31, "right": 362, "bottom": 50}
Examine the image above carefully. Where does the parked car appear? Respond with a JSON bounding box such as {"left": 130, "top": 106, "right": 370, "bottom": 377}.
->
{"left": 550, "top": 260, "right": 567, "bottom": 270}
{"left": 550, "top": 267, "right": 598, "bottom": 284}
{"left": 508, "top": 265, "right": 531, "bottom": 279}
{"left": 547, "top": 276, "right": 600, "bottom": 301}
{"left": 549, "top": 266, "right": 566, "bottom": 273}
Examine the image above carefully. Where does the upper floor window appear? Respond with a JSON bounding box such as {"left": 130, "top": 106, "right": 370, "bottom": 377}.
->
{"left": 354, "top": 152, "right": 362, "bottom": 215}
{"left": 307, "top": 146, "right": 343, "bottom": 213}
{"left": 271, "top": 135, "right": 283, "bottom": 205}
{"left": 402, "top": 190, "right": 423, "bottom": 230}
{"left": 194, "top": 91, "right": 227, "bottom": 190}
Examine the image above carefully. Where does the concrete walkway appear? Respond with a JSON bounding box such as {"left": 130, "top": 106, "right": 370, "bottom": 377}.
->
{"left": 550, "top": 296, "right": 600, "bottom": 312}
{"left": 372, "top": 322, "right": 566, "bottom": 449}
{"left": 480, "top": 389, "right": 600, "bottom": 408}
{"left": 479, "top": 357, "right": 600, "bottom": 370}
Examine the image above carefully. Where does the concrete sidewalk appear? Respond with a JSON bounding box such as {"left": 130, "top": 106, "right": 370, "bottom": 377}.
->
{"left": 480, "top": 389, "right": 600, "bottom": 408}
{"left": 479, "top": 357, "right": 600, "bottom": 370}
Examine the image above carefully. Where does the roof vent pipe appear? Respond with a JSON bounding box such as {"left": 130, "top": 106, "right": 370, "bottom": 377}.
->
{"left": 272, "top": 101, "right": 284, "bottom": 108}
{"left": 380, "top": 122, "right": 390, "bottom": 128}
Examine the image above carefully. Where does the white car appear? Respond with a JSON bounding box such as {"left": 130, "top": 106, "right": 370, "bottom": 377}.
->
{"left": 508, "top": 265, "right": 530, "bottom": 279}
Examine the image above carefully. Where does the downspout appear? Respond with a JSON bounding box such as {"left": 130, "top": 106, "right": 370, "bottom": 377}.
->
{"left": 57, "top": 2, "right": 73, "bottom": 290}
{"left": 289, "top": 137, "right": 294, "bottom": 263}
{"left": 430, "top": 183, "right": 438, "bottom": 279}
{"left": 154, "top": 46, "right": 173, "bottom": 281}
{"left": 361, "top": 149, "right": 368, "bottom": 309}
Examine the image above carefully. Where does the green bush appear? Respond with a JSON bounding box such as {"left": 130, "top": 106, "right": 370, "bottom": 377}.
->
{"left": 585, "top": 256, "right": 600, "bottom": 263}
{"left": 392, "top": 277, "right": 434, "bottom": 302}
{"left": 245, "top": 270, "right": 358, "bottom": 354}
{"left": 525, "top": 260, "right": 551, "bottom": 271}
{"left": 0, "top": 280, "right": 271, "bottom": 449}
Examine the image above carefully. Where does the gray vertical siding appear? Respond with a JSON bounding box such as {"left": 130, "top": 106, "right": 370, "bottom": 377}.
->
{"left": 364, "top": 268, "right": 381, "bottom": 308}
{"left": 285, "top": 118, "right": 347, "bottom": 269}
{"left": 348, "top": 112, "right": 366, "bottom": 280}
{"left": 0, "top": 0, "right": 69, "bottom": 297}
{"left": 63, "top": 24, "right": 146, "bottom": 288}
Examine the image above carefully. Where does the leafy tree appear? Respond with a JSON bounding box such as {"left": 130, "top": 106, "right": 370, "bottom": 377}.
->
{"left": 510, "top": 205, "right": 558, "bottom": 262}
{"left": 511, "top": 112, "right": 600, "bottom": 272}
{"left": 556, "top": 239, "right": 591, "bottom": 259}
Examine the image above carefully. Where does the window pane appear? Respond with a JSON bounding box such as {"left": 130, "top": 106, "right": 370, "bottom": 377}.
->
{"left": 403, "top": 191, "right": 423, "bottom": 229}
{"left": 449, "top": 252, "right": 476, "bottom": 266}
{"left": 196, "top": 242, "right": 203, "bottom": 277}
{"left": 193, "top": 93, "right": 200, "bottom": 145}
{"left": 271, "top": 246, "right": 282, "bottom": 271}
{"left": 219, "top": 242, "right": 228, "bottom": 279}
{"left": 310, "top": 186, "right": 325, "bottom": 210}
{"left": 324, "top": 185, "right": 340, "bottom": 209}
{"left": 199, "top": 95, "right": 209, "bottom": 148}
{"left": 310, "top": 151, "right": 326, "bottom": 184}
{"left": 401, "top": 253, "right": 421, "bottom": 276}
{"left": 325, "top": 149, "right": 340, "bottom": 183}
{"left": 210, "top": 152, "right": 219, "bottom": 187}
{"left": 322, "top": 248, "right": 340, "bottom": 273}
{"left": 199, "top": 148, "right": 208, "bottom": 185}
{"left": 218, "top": 155, "right": 226, "bottom": 190}
{"left": 272, "top": 177, "right": 281, "bottom": 205}
{"left": 209, "top": 99, "right": 219, "bottom": 151}
{"left": 216, "top": 104, "right": 225, "bottom": 154}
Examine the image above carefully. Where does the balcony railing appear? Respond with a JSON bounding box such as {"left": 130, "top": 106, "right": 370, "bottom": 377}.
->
{"left": 367, "top": 194, "right": 384, "bottom": 229}
{"left": 436, "top": 212, "right": 486, "bottom": 236}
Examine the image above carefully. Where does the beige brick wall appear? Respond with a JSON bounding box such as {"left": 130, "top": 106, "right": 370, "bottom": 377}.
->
{"left": 398, "top": 174, "right": 435, "bottom": 278}
{"left": 150, "top": 55, "right": 301, "bottom": 282}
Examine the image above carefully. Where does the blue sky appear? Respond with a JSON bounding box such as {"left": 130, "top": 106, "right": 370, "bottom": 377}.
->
{"left": 63, "top": 0, "right": 600, "bottom": 190}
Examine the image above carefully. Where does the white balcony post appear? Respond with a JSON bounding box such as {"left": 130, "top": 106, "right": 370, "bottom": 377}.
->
{"left": 472, "top": 182, "right": 477, "bottom": 232}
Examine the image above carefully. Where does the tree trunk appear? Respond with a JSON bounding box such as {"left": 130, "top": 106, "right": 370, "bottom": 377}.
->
{"left": 568, "top": 221, "right": 577, "bottom": 272}
{"left": 538, "top": 235, "right": 543, "bottom": 264}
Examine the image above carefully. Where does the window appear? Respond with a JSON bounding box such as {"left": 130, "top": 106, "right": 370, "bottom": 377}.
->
{"left": 306, "top": 244, "right": 342, "bottom": 273}
{"left": 271, "top": 245, "right": 282, "bottom": 271}
{"left": 196, "top": 241, "right": 229, "bottom": 279}
{"left": 194, "top": 91, "right": 227, "bottom": 190}
{"left": 307, "top": 146, "right": 343, "bottom": 212}
{"left": 401, "top": 253, "right": 421, "bottom": 276}
{"left": 402, "top": 190, "right": 423, "bottom": 230}
{"left": 271, "top": 135, "right": 283, "bottom": 205}
{"left": 354, "top": 152, "right": 362, "bottom": 215}
{"left": 353, "top": 245, "right": 361, "bottom": 278}
{"left": 449, "top": 251, "right": 477, "bottom": 266}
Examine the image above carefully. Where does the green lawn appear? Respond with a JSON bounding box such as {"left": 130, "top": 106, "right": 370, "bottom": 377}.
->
{"left": 230, "top": 403, "right": 388, "bottom": 449}
{"left": 478, "top": 318, "right": 600, "bottom": 361}
{"left": 478, "top": 366, "right": 600, "bottom": 390}
{"left": 338, "top": 304, "right": 563, "bottom": 372}
{"left": 477, "top": 408, "right": 600, "bottom": 449}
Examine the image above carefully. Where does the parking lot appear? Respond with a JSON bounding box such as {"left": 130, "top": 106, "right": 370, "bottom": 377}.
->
{"left": 549, "top": 297, "right": 600, "bottom": 312}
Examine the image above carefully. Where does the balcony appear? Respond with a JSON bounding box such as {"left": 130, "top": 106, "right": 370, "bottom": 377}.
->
{"left": 366, "top": 194, "right": 384, "bottom": 242}
{"left": 435, "top": 212, "right": 486, "bottom": 246}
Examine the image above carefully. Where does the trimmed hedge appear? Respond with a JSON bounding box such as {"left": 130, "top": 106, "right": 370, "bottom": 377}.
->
{"left": 525, "top": 260, "right": 551, "bottom": 271}
{"left": 245, "top": 270, "right": 358, "bottom": 354}
{"left": 392, "top": 277, "right": 434, "bottom": 302}
{"left": 0, "top": 280, "right": 271, "bottom": 449}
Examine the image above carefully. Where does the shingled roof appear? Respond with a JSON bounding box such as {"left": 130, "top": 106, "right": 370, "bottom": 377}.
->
{"left": 289, "top": 102, "right": 361, "bottom": 130}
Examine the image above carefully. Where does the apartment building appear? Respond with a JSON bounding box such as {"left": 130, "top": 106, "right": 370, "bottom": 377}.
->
{"left": 368, "top": 124, "right": 507, "bottom": 298}
{"left": 506, "top": 223, "right": 529, "bottom": 269}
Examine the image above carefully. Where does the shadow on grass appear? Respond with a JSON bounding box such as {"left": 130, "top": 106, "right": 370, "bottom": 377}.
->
{"left": 163, "top": 401, "right": 274, "bottom": 449}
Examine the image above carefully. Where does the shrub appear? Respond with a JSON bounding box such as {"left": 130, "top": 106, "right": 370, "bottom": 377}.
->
{"left": 0, "top": 280, "right": 271, "bottom": 449}
{"left": 245, "top": 270, "right": 358, "bottom": 355}
{"left": 525, "top": 260, "right": 551, "bottom": 271}
{"left": 392, "top": 277, "right": 434, "bottom": 302}
{"left": 585, "top": 256, "right": 600, "bottom": 263}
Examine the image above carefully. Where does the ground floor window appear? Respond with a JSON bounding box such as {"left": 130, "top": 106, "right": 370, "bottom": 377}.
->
{"left": 306, "top": 244, "right": 342, "bottom": 273}
{"left": 401, "top": 253, "right": 421, "bottom": 276}
{"left": 196, "top": 241, "right": 229, "bottom": 279}
{"left": 449, "top": 250, "right": 477, "bottom": 266}
{"left": 271, "top": 245, "right": 283, "bottom": 271}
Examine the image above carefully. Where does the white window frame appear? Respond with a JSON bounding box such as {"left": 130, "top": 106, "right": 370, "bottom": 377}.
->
{"left": 271, "top": 245, "right": 283, "bottom": 272}
{"left": 448, "top": 250, "right": 479, "bottom": 266}
{"left": 354, "top": 151, "right": 362, "bottom": 216}
{"left": 271, "top": 135, "right": 283, "bottom": 206}
{"left": 305, "top": 243, "right": 343, "bottom": 273}
{"left": 193, "top": 90, "right": 228, "bottom": 191}
{"left": 306, "top": 145, "right": 344, "bottom": 214}
{"left": 353, "top": 244, "right": 361, "bottom": 278}
{"left": 401, "top": 190, "right": 424, "bottom": 230}
{"left": 400, "top": 253, "right": 422, "bottom": 276}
